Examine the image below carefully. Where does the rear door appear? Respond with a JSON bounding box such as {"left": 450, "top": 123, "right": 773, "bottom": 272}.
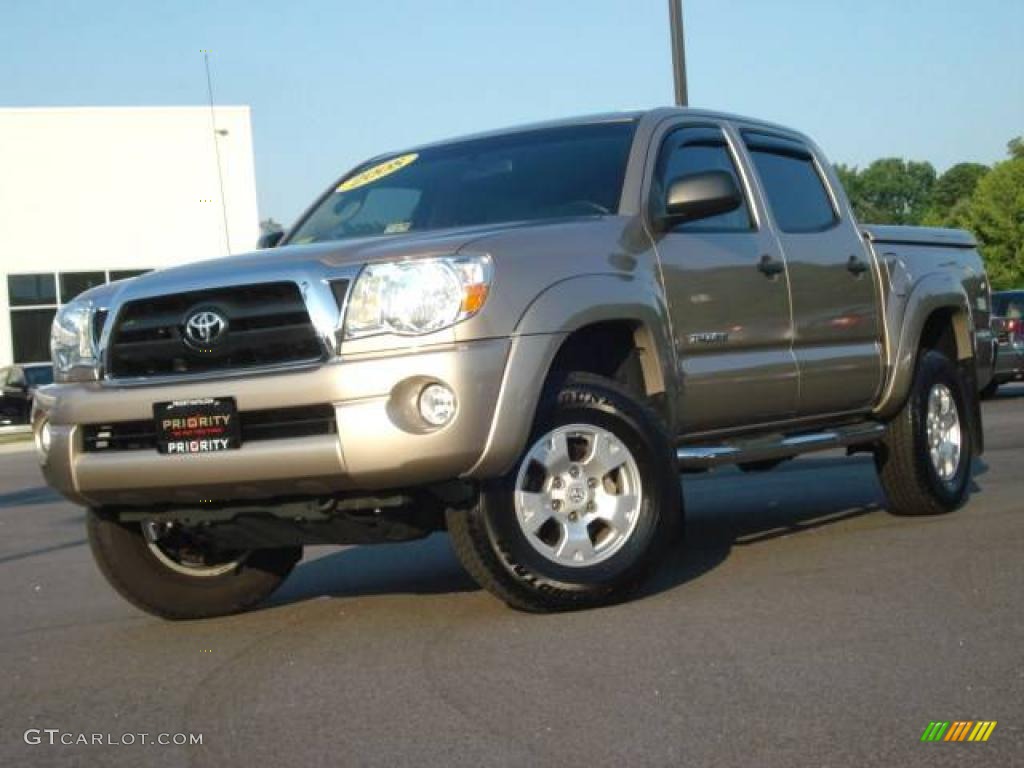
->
{"left": 647, "top": 122, "right": 798, "bottom": 432}
{"left": 741, "top": 131, "right": 883, "bottom": 416}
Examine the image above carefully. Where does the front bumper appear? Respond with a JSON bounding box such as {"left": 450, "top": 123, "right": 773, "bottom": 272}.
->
{"left": 34, "top": 336, "right": 559, "bottom": 507}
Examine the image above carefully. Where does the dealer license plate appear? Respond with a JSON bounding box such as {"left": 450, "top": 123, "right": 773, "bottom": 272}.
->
{"left": 154, "top": 398, "right": 240, "bottom": 455}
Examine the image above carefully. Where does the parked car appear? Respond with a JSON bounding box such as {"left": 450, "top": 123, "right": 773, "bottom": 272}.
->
{"left": 983, "top": 290, "right": 1024, "bottom": 397}
{"left": 34, "top": 109, "right": 991, "bottom": 619}
{"left": 1, "top": 363, "right": 53, "bottom": 425}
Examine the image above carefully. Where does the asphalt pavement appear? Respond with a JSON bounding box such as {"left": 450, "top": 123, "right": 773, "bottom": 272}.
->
{"left": 1, "top": 386, "right": 1021, "bottom": 767}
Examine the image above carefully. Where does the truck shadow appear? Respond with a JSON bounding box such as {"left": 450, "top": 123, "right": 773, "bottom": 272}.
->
{"left": 989, "top": 383, "right": 1024, "bottom": 399}
{"left": 266, "top": 455, "right": 904, "bottom": 610}
{"left": 0, "top": 486, "right": 62, "bottom": 509}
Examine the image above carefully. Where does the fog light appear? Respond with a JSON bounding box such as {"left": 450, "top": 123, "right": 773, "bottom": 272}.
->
{"left": 36, "top": 419, "right": 52, "bottom": 457}
{"left": 418, "top": 383, "right": 456, "bottom": 427}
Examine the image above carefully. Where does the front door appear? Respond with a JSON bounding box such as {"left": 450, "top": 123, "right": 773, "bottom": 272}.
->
{"left": 648, "top": 123, "right": 798, "bottom": 433}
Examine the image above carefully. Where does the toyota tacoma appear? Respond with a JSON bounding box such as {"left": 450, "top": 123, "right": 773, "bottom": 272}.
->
{"left": 35, "top": 109, "right": 995, "bottom": 618}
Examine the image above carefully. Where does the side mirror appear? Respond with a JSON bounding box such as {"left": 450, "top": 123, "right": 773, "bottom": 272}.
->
{"left": 659, "top": 171, "right": 742, "bottom": 229}
{"left": 258, "top": 230, "right": 284, "bottom": 249}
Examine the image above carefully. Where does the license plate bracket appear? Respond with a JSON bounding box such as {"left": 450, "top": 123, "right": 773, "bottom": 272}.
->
{"left": 154, "top": 398, "right": 240, "bottom": 455}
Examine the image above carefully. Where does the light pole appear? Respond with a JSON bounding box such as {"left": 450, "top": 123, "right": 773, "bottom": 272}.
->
{"left": 668, "top": 0, "right": 688, "bottom": 107}
{"left": 203, "top": 50, "right": 232, "bottom": 255}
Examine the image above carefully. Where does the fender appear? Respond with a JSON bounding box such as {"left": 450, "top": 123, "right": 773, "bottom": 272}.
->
{"left": 515, "top": 272, "right": 678, "bottom": 415}
{"left": 464, "top": 273, "right": 678, "bottom": 479}
{"left": 874, "top": 270, "right": 974, "bottom": 421}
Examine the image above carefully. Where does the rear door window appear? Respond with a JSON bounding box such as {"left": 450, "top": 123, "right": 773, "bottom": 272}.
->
{"left": 744, "top": 133, "right": 837, "bottom": 233}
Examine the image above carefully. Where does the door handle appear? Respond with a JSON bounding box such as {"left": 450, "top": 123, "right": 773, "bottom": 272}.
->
{"left": 757, "top": 254, "right": 785, "bottom": 278}
{"left": 847, "top": 254, "right": 869, "bottom": 275}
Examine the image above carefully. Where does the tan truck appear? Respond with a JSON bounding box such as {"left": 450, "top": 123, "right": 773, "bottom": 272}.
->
{"left": 36, "top": 109, "right": 995, "bottom": 618}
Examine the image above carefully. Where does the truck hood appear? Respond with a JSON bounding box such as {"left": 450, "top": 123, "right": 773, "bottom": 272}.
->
{"left": 82, "top": 220, "right": 569, "bottom": 307}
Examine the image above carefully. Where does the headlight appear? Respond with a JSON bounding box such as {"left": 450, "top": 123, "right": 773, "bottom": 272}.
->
{"left": 343, "top": 254, "right": 492, "bottom": 338}
{"left": 51, "top": 299, "right": 97, "bottom": 377}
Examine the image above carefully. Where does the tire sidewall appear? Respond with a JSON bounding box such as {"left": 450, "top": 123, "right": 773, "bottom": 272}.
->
{"left": 478, "top": 376, "right": 678, "bottom": 592}
{"left": 88, "top": 510, "right": 300, "bottom": 619}
{"left": 910, "top": 352, "right": 972, "bottom": 507}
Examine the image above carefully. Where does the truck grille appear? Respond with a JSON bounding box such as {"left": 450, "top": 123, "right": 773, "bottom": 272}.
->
{"left": 105, "top": 282, "right": 325, "bottom": 379}
{"left": 82, "top": 404, "right": 337, "bottom": 452}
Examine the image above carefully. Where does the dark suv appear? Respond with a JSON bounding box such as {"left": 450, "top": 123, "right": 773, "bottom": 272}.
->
{"left": 985, "top": 290, "right": 1024, "bottom": 397}
{"left": 1, "top": 363, "right": 53, "bottom": 425}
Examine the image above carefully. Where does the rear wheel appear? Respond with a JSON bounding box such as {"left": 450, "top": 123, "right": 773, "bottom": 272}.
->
{"left": 447, "top": 373, "right": 682, "bottom": 612}
{"left": 875, "top": 350, "right": 973, "bottom": 516}
{"left": 87, "top": 509, "right": 301, "bottom": 619}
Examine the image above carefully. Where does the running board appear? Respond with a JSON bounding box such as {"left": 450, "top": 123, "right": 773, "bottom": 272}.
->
{"left": 676, "top": 422, "right": 886, "bottom": 470}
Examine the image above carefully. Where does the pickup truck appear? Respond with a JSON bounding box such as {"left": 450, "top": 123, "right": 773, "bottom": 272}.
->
{"left": 983, "top": 289, "right": 1024, "bottom": 397}
{"left": 35, "top": 108, "right": 995, "bottom": 619}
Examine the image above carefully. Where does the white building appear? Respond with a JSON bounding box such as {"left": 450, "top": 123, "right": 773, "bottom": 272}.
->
{"left": 0, "top": 106, "right": 260, "bottom": 366}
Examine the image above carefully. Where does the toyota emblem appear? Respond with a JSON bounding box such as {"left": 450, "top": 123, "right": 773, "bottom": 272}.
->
{"left": 184, "top": 309, "right": 228, "bottom": 348}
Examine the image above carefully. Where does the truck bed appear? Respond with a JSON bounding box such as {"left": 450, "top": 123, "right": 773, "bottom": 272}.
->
{"left": 862, "top": 223, "right": 994, "bottom": 393}
{"left": 862, "top": 225, "right": 976, "bottom": 249}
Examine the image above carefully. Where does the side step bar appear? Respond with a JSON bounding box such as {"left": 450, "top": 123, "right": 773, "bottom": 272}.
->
{"left": 676, "top": 421, "right": 886, "bottom": 471}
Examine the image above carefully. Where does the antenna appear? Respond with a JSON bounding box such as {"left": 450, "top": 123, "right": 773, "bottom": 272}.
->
{"left": 203, "top": 50, "right": 232, "bottom": 255}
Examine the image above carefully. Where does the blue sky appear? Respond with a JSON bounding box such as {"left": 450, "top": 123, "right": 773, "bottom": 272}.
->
{"left": 4, "top": 0, "right": 1022, "bottom": 223}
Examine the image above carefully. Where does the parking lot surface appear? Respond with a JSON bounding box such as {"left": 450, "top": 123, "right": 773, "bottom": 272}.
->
{"left": 1, "top": 387, "right": 1021, "bottom": 767}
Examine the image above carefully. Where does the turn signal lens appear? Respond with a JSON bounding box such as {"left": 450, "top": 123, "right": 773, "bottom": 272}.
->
{"left": 461, "top": 282, "right": 489, "bottom": 315}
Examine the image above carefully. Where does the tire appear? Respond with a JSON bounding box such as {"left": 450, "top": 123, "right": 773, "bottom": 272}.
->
{"left": 875, "top": 350, "right": 973, "bottom": 516}
{"left": 447, "top": 372, "right": 682, "bottom": 612}
{"left": 87, "top": 509, "right": 302, "bottom": 620}
{"left": 979, "top": 379, "right": 999, "bottom": 400}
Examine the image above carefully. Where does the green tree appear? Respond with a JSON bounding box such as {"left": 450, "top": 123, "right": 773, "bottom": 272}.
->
{"left": 834, "top": 163, "right": 861, "bottom": 209}
{"left": 260, "top": 217, "right": 283, "bottom": 235}
{"left": 922, "top": 162, "right": 989, "bottom": 226}
{"left": 961, "top": 140, "right": 1024, "bottom": 289}
{"left": 850, "top": 158, "right": 937, "bottom": 225}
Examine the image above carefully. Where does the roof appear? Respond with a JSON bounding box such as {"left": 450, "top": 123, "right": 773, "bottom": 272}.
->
{"left": 389, "top": 107, "right": 805, "bottom": 158}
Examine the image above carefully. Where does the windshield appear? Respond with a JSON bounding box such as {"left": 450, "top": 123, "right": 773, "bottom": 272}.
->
{"left": 993, "top": 291, "right": 1024, "bottom": 319}
{"left": 24, "top": 366, "right": 53, "bottom": 387}
{"left": 287, "top": 121, "right": 637, "bottom": 244}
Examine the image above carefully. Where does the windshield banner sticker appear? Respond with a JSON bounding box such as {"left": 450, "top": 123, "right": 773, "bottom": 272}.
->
{"left": 337, "top": 153, "right": 418, "bottom": 193}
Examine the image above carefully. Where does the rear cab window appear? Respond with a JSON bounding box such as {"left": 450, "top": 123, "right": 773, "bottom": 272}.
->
{"left": 25, "top": 366, "right": 53, "bottom": 388}
{"left": 743, "top": 132, "right": 838, "bottom": 233}
{"left": 993, "top": 292, "right": 1024, "bottom": 319}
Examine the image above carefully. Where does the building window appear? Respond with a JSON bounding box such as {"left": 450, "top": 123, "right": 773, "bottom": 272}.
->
{"left": 6, "top": 268, "right": 151, "bottom": 364}
{"left": 11, "top": 308, "right": 57, "bottom": 363}
{"left": 7, "top": 274, "right": 57, "bottom": 307}
{"left": 59, "top": 271, "right": 107, "bottom": 303}
{"left": 109, "top": 269, "right": 152, "bottom": 282}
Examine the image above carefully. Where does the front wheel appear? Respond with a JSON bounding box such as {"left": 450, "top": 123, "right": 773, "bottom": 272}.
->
{"left": 447, "top": 373, "right": 682, "bottom": 612}
{"left": 87, "top": 509, "right": 301, "bottom": 619}
{"left": 875, "top": 350, "right": 973, "bottom": 516}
